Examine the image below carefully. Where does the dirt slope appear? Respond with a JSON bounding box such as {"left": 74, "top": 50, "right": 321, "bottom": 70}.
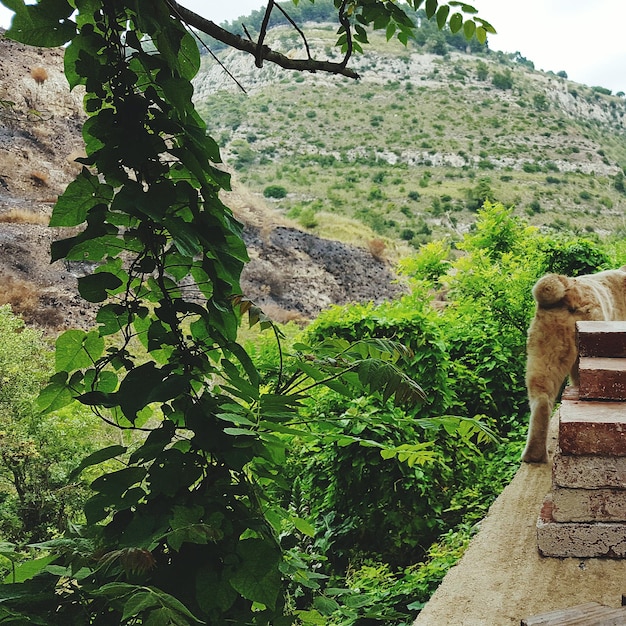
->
{"left": 0, "top": 31, "right": 403, "bottom": 331}
{"left": 414, "top": 416, "right": 626, "bottom": 626}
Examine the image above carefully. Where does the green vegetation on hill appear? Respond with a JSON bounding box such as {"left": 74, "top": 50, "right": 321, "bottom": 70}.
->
{"left": 211, "top": 3, "right": 486, "bottom": 55}
{"left": 196, "top": 23, "right": 626, "bottom": 249}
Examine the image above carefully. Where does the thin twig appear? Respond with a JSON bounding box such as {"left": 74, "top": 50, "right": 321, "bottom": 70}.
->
{"left": 274, "top": 2, "right": 312, "bottom": 60}
{"left": 165, "top": 0, "right": 360, "bottom": 79}
{"left": 255, "top": 1, "right": 275, "bottom": 68}
{"left": 242, "top": 24, "right": 253, "bottom": 42}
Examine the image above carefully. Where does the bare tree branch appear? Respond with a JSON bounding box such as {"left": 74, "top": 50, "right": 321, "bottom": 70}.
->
{"left": 166, "top": 0, "right": 360, "bottom": 80}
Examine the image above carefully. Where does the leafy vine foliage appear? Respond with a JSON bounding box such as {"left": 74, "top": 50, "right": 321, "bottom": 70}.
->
{"left": 0, "top": 1, "right": 441, "bottom": 623}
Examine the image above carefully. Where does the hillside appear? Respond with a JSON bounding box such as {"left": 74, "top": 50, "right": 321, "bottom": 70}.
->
{"left": 0, "top": 29, "right": 403, "bottom": 329}
{"left": 0, "top": 32, "right": 93, "bottom": 329}
{"left": 194, "top": 24, "right": 626, "bottom": 247}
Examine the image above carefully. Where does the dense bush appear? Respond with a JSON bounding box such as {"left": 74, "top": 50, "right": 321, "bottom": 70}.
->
{"left": 538, "top": 236, "right": 610, "bottom": 276}
{"left": 243, "top": 203, "right": 555, "bottom": 623}
{"left": 491, "top": 70, "right": 513, "bottom": 90}
{"left": 0, "top": 306, "right": 105, "bottom": 546}
{"left": 263, "top": 184, "right": 288, "bottom": 198}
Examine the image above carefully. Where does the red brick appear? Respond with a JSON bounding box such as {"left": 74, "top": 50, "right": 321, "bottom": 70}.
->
{"left": 579, "top": 357, "right": 626, "bottom": 400}
{"left": 577, "top": 321, "right": 626, "bottom": 358}
{"left": 559, "top": 399, "right": 626, "bottom": 456}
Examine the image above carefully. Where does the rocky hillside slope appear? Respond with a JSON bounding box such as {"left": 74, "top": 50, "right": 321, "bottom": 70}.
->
{"left": 0, "top": 30, "right": 403, "bottom": 331}
{"left": 194, "top": 24, "right": 626, "bottom": 244}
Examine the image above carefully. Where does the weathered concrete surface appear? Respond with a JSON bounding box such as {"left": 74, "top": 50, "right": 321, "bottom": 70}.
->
{"left": 579, "top": 357, "right": 626, "bottom": 400}
{"left": 413, "top": 416, "right": 626, "bottom": 626}
{"left": 577, "top": 321, "right": 626, "bottom": 358}
{"left": 559, "top": 399, "right": 626, "bottom": 455}
{"left": 553, "top": 449, "right": 626, "bottom": 489}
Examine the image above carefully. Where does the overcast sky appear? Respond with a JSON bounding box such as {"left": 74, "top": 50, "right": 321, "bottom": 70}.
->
{"left": 1, "top": 1, "right": 624, "bottom": 93}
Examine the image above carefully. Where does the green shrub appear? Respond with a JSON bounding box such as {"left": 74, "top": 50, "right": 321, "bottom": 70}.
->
{"left": 263, "top": 184, "right": 288, "bottom": 198}
{"left": 532, "top": 94, "right": 549, "bottom": 111}
{"left": 298, "top": 207, "right": 318, "bottom": 228}
{"left": 538, "top": 237, "right": 610, "bottom": 276}
{"left": 0, "top": 306, "right": 106, "bottom": 544}
{"left": 367, "top": 186, "right": 384, "bottom": 201}
{"left": 398, "top": 239, "right": 451, "bottom": 284}
{"left": 491, "top": 70, "right": 513, "bottom": 90}
{"left": 522, "top": 162, "right": 540, "bottom": 173}
{"left": 314, "top": 527, "right": 472, "bottom": 625}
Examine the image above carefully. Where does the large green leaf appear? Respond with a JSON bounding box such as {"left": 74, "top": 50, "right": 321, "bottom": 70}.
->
{"left": 4, "top": 0, "right": 75, "bottom": 46}
{"left": 3, "top": 555, "right": 57, "bottom": 584}
{"left": 463, "top": 19, "right": 476, "bottom": 40}
{"left": 37, "top": 371, "right": 74, "bottom": 413}
{"left": 92, "top": 582, "right": 202, "bottom": 623}
{"left": 55, "top": 329, "right": 104, "bottom": 371}
{"left": 436, "top": 4, "right": 450, "bottom": 29}
{"left": 50, "top": 169, "right": 113, "bottom": 227}
{"left": 90, "top": 467, "right": 147, "bottom": 498}
{"left": 229, "top": 539, "right": 282, "bottom": 610}
{"left": 167, "top": 505, "right": 222, "bottom": 551}
{"left": 449, "top": 11, "right": 463, "bottom": 33}
{"left": 425, "top": 0, "right": 438, "bottom": 19}
{"left": 116, "top": 363, "right": 189, "bottom": 420}
{"left": 69, "top": 444, "right": 127, "bottom": 480}
{"left": 78, "top": 272, "right": 124, "bottom": 303}
{"left": 63, "top": 29, "right": 107, "bottom": 89}
{"left": 176, "top": 30, "right": 201, "bottom": 80}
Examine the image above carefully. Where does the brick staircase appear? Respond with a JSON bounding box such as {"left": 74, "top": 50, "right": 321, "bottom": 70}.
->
{"left": 537, "top": 321, "right": 626, "bottom": 557}
{"left": 521, "top": 321, "right": 626, "bottom": 624}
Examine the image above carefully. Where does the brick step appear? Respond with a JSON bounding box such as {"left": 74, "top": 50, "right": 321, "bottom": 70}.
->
{"left": 561, "top": 386, "right": 580, "bottom": 402}
{"left": 553, "top": 449, "right": 626, "bottom": 489}
{"left": 579, "top": 357, "right": 626, "bottom": 400}
{"left": 537, "top": 516, "right": 626, "bottom": 558}
{"left": 559, "top": 399, "right": 626, "bottom": 456}
{"left": 577, "top": 320, "right": 626, "bottom": 358}
{"left": 551, "top": 486, "right": 626, "bottom": 522}
{"left": 522, "top": 602, "right": 626, "bottom": 626}
{"left": 537, "top": 497, "right": 626, "bottom": 557}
